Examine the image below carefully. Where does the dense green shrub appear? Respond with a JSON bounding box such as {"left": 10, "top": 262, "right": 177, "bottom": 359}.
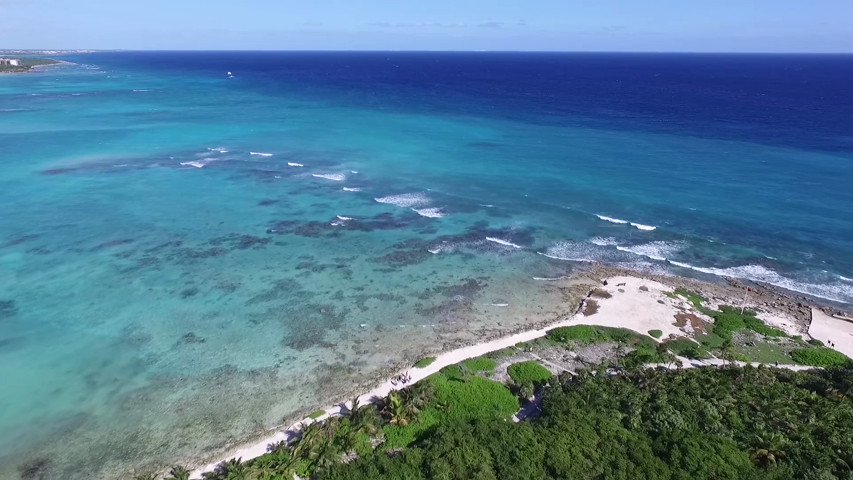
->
{"left": 413, "top": 356, "right": 436, "bottom": 368}
{"left": 507, "top": 361, "right": 552, "bottom": 385}
{"left": 383, "top": 365, "right": 518, "bottom": 449}
{"left": 548, "top": 325, "right": 654, "bottom": 347}
{"left": 461, "top": 356, "right": 497, "bottom": 372}
{"left": 807, "top": 338, "right": 824, "bottom": 347}
{"left": 648, "top": 329, "right": 663, "bottom": 339}
{"left": 325, "top": 365, "right": 853, "bottom": 480}
{"left": 791, "top": 347, "right": 851, "bottom": 367}
{"left": 664, "top": 338, "right": 709, "bottom": 359}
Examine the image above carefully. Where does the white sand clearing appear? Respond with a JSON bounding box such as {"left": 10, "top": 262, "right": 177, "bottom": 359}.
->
{"left": 809, "top": 308, "right": 853, "bottom": 359}
{"left": 189, "top": 275, "right": 725, "bottom": 478}
{"left": 754, "top": 310, "right": 807, "bottom": 337}
{"left": 578, "top": 276, "right": 707, "bottom": 339}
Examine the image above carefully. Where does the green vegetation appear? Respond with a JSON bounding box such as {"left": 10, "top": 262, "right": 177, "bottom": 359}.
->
{"left": 413, "top": 356, "right": 436, "bottom": 368}
{"left": 382, "top": 365, "right": 518, "bottom": 449}
{"left": 663, "top": 338, "right": 710, "bottom": 359}
{"left": 507, "top": 361, "right": 552, "bottom": 385}
{"left": 808, "top": 338, "right": 825, "bottom": 347}
{"left": 791, "top": 347, "right": 852, "bottom": 368}
{"left": 324, "top": 365, "right": 853, "bottom": 480}
{"left": 735, "top": 343, "right": 794, "bottom": 365}
{"left": 0, "top": 57, "right": 60, "bottom": 73}
{"left": 461, "top": 356, "right": 497, "bottom": 373}
{"left": 648, "top": 329, "right": 663, "bottom": 339}
{"left": 307, "top": 409, "right": 325, "bottom": 419}
{"left": 548, "top": 325, "right": 655, "bottom": 348}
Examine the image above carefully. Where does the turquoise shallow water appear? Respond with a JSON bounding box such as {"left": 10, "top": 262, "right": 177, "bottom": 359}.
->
{"left": 1, "top": 52, "right": 852, "bottom": 479}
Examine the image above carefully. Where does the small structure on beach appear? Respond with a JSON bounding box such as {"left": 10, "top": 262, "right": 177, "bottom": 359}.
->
{"left": 0, "top": 58, "right": 21, "bottom": 66}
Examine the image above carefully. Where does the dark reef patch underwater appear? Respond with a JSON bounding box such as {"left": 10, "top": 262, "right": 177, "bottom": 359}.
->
{"left": 0, "top": 51, "right": 852, "bottom": 478}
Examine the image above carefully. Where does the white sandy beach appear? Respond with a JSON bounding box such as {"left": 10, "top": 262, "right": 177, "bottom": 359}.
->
{"left": 809, "top": 308, "right": 853, "bottom": 358}
{"left": 191, "top": 274, "right": 819, "bottom": 478}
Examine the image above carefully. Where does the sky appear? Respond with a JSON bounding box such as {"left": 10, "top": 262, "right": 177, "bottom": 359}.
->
{"left": 1, "top": 0, "right": 852, "bottom": 52}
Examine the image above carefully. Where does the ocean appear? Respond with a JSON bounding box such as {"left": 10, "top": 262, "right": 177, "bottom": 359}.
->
{"left": 1, "top": 51, "right": 851, "bottom": 479}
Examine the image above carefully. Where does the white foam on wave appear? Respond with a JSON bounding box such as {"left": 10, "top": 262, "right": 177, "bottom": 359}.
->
{"left": 312, "top": 173, "right": 346, "bottom": 181}
{"left": 342, "top": 187, "right": 361, "bottom": 192}
{"left": 490, "top": 303, "right": 509, "bottom": 307}
{"left": 485, "top": 237, "right": 522, "bottom": 249}
{"left": 839, "top": 275, "right": 852, "bottom": 283}
{"left": 207, "top": 147, "right": 228, "bottom": 154}
{"left": 180, "top": 160, "right": 208, "bottom": 168}
{"left": 532, "top": 276, "right": 568, "bottom": 281}
{"left": 538, "top": 241, "right": 598, "bottom": 263}
{"left": 132, "top": 89, "right": 151, "bottom": 92}
{"left": 669, "top": 262, "right": 853, "bottom": 304}
{"left": 590, "top": 236, "right": 618, "bottom": 246}
{"left": 375, "top": 192, "right": 430, "bottom": 208}
{"left": 412, "top": 207, "right": 446, "bottom": 218}
{"left": 616, "top": 241, "right": 683, "bottom": 262}
{"left": 336, "top": 215, "right": 353, "bottom": 221}
{"left": 428, "top": 242, "right": 457, "bottom": 254}
{"left": 596, "top": 214, "right": 628, "bottom": 224}
{"left": 250, "top": 152, "right": 273, "bottom": 157}
{"left": 631, "top": 222, "right": 657, "bottom": 231}
{"left": 287, "top": 162, "right": 303, "bottom": 167}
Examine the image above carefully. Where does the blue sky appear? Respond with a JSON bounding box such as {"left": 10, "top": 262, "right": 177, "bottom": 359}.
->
{"left": 2, "top": 0, "right": 852, "bottom": 52}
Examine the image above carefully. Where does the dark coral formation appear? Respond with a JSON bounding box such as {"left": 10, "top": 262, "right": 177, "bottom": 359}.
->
{"left": 266, "top": 212, "right": 431, "bottom": 238}
{"left": 0, "top": 300, "right": 18, "bottom": 320}
{"left": 2, "top": 234, "right": 39, "bottom": 248}
{"left": 245, "top": 278, "right": 306, "bottom": 306}
{"left": 207, "top": 233, "right": 271, "bottom": 250}
{"left": 18, "top": 457, "right": 52, "bottom": 480}
{"left": 277, "top": 303, "right": 348, "bottom": 351}
{"left": 181, "top": 332, "right": 206, "bottom": 344}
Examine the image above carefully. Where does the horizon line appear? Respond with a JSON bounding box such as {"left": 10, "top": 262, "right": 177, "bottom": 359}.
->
{"left": 4, "top": 48, "right": 853, "bottom": 55}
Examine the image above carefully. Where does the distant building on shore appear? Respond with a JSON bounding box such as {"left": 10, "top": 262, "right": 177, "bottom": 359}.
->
{"left": 0, "top": 58, "right": 21, "bottom": 66}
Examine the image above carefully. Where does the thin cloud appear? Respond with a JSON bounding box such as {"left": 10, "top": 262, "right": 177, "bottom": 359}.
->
{"left": 370, "top": 22, "right": 468, "bottom": 28}
{"left": 477, "top": 21, "right": 505, "bottom": 29}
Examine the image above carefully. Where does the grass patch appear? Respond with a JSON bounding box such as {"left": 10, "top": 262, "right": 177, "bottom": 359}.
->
{"left": 382, "top": 365, "right": 518, "bottom": 449}
{"left": 664, "top": 338, "right": 710, "bottom": 359}
{"left": 648, "top": 329, "right": 663, "bottom": 339}
{"left": 790, "top": 347, "right": 851, "bottom": 367}
{"left": 674, "top": 288, "right": 707, "bottom": 309}
{"left": 413, "top": 356, "right": 436, "bottom": 368}
{"left": 735, "top": 343, "right": 793, "bottom": 364}
{"left": 460, "top": 356, "right": 497, "bottom": 373}
{"left": 695, "top": 332, "right": 727, "bottom": 350}
{"left": 706, "top": 306, "right": 788, "bottom": 341}
{"left": 507, "top": 361, "right": 552, "bottom": 385}
{"left": 548, "top": 325, "right": 655, "bottom": 348}
{"left": 807, "top": 338, "right": 824, "bottom": 347}
{"left": 308, "top": 409, "right": 325, "bottom": 419}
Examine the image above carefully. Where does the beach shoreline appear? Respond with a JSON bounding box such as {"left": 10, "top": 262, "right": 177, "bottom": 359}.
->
{"left": 189, "top": 265, "right": 847, "bottom": 478}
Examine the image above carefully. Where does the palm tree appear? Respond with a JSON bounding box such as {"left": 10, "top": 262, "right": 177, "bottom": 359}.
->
{"left": 166, "top": 466, "right": 190, "bottom": 480}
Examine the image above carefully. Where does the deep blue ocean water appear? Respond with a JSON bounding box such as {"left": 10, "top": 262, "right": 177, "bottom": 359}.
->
{"left": 1, "top": 52, "right": 852, "bottom": 479}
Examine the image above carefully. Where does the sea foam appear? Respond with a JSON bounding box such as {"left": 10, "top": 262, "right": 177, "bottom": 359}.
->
{"left": 616, "top": 241, "right": 683, "bottom": 262}
{"left": 631, "top": 222, "right": 657, "bottom": 231}
{"left": 485, "top": 237, "right": 522, "bottom": 249}
{"left": 595, "top": 214, "right": 628, "bottom": 224}
{"left": 412, "top": 207, "right": 445, "bottom": 218}
{"left": 250, "top": 152, "right": 273, "bottom": 157}
{"left": 375, "top": 193, "right": 430, "bottom": 208}
{"left": 312, "top": 173, "right": 346, "bottom": 181}
{"left": 287, "top": 162, "right": 304, "bottom": 167}
{"left": 668, "top": 262, "right": 853, "bottom": 304}
{"left": 342, "top": 187, "right": 361, "bottom": 192}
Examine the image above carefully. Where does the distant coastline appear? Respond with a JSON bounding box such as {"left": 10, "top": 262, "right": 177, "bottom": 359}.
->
{"left": 0, "top": 57, "right": 68, "bottom": 74}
